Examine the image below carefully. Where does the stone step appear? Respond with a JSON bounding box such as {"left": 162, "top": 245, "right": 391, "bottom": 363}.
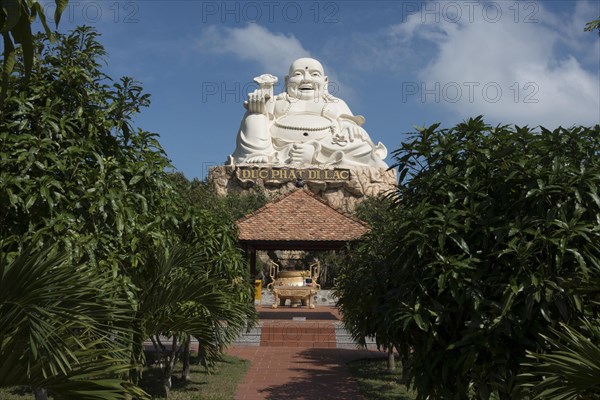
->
{"left": 234, "top": 325, "right": 262, "bottom": 346}
{"left": 260, "top": 321, "right": 336, "bottom": 348}
{"left": 232, "top": 307, "right": 378, "bottom": 349}
{"left": 260, "top": 340, "right": 337, "bottom": 348}
{"left": 142, "top": 322, "right": 375, "bottom": 350}
{"left": 233, "top": 322, "right": 378, "bottom": 349}
{"left": 334, "top": 322, "right": 378, "bottom": 349}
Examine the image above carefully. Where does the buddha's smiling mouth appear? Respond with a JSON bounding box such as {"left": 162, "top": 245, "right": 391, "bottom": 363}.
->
{"left": 299, "top": 84, "right": 314, "bottom": 91}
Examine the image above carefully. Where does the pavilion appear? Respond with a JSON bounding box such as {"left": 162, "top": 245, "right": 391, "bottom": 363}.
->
{"left": 236, "top": 188, "right": 370, "bottom": 279}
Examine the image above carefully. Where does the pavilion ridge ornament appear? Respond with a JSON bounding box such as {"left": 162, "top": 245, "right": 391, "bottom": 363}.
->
{"left": 228, "top": 58, "right": 388, "bottom": 168}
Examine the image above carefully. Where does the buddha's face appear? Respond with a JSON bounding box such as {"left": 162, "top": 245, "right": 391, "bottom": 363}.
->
{"left": 285, "top": 58, "right": 328, "bottom": 100}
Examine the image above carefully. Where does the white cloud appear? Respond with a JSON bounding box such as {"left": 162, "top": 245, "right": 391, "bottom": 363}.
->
{"left": 196, "top": 24, "right": 311, "bottom": 77}
{"left": 383, "top": 1, "right": 600, "bottom": 128}
{"left": 195, "top": 23, "right": 354, "bottom": 102}
{"left": 193, "top": 4, "right": 599, "bottom": 128}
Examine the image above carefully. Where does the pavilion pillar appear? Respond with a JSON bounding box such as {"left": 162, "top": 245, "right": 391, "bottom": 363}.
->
{"left": 249, "top": 246, "right": 257, "bottom": 280}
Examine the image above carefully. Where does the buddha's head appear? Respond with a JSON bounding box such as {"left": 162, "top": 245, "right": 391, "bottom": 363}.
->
{"left": 285, "top": 58, "right": 328, "bottom": 100}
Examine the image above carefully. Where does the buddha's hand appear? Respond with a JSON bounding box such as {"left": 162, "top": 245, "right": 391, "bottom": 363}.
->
{"left": 341, "top": 122, "right": 368, "bottom": 142}
{"left": 245, "top": 89, "right": 270, "bottom": 115}
{"left": 289, "top": 143, "right": 316, "bottom": 164}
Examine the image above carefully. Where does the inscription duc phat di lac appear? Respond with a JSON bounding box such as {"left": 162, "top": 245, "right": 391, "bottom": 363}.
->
{"left": 237, "top": 167, "right": 351, "bottom": 181}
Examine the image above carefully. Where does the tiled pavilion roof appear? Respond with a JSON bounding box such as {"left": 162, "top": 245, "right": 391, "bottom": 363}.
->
{"left": 236, "top": 188, "right": 369, "bottom": 248}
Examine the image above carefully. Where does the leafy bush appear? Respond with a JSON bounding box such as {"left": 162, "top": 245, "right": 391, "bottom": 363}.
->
{"left": 336, "top": 117, "right": 600, "bottom": 399}
{"left": 1, "top": 27, "right": 256, "bottom": 397}
{"left": 0, "top": 27, "right": 177, "bottom": 273}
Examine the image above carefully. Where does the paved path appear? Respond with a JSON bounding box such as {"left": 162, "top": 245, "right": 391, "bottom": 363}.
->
{"left": 228, "top": 306, "right": 384, "bottom": 400}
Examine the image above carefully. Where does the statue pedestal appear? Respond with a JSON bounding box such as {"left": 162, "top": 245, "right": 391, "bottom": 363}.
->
{"left": 208, "top": 164, "right": 397, "bottom": 214}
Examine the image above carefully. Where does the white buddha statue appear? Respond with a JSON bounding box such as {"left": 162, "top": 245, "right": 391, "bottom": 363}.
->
{"left": 229, "top": 58, "right": 388, "bottom": 168}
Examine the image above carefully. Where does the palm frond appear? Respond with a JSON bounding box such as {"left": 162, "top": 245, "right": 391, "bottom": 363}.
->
{"left": 0, "top": 244, "right": 148, "bottom": 399}
{"left": 132, "top": 245, "right": 254, "bottom": 366}
{"left": 519, "top": 319, "right": 600, "bottom": 399}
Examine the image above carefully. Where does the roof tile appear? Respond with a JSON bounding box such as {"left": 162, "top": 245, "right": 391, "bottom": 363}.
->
{"left": 236, "top": 189, "right": 369, "bottom": 242}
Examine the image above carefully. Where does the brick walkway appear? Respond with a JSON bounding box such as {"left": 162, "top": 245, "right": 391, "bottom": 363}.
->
{"left": 228, "top": 306, "right": 384, "bottom": 400}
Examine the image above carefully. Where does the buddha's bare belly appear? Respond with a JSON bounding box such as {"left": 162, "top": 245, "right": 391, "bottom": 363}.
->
{"left": 272, "top": 114, "right": 334, "bottom": 143}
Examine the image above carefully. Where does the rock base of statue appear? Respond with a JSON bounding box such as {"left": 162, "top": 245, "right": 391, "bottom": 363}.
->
{"left": 208, "top": 164, "right": 397, "bottom": 214}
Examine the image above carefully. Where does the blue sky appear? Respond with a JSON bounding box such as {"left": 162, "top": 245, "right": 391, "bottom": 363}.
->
{"left": 33, "top": 0, "right": 600, "bottom": 180}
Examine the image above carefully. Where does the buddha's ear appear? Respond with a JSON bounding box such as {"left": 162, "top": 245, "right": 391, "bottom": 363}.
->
{"left": 285, "top": 75, "right": 289, "bottom": 87}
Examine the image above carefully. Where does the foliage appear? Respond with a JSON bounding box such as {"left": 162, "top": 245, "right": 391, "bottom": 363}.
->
{"left": 168, "top": 171, "right": 260, "bottom": 324}
{"left": 0, "top": 244, "right": 148, "bottom": 399}
{"left": 1, "top": 27, "right": 256, "bottom": 397}
{"left": 584, "top": 17, "right": 600, "bottom": 34}
{"left": 0, "top": 26, "right": 175, "bottom": 396}
{"left": 168, "top": 171, "right": 264, "bottom": 305}
{"left": 336, "top": 117, "right": 600, "bottom": 399}
{"left": 519, "top": 319, "right": 600, "bottom": 399}
{"left": 335, "top": 195, "right": 402, "bottom": 350}
{"left": 129, "top": 245, "right": 254, "bottom": 367}
{"left": 0, "top": 26, "right": 177, "bottom": 275}
{"left": 1, "top": 0, "right": 68, "bottom": 105}
{"left": 168, "top": 172, "right": 268, "bottom": 223}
